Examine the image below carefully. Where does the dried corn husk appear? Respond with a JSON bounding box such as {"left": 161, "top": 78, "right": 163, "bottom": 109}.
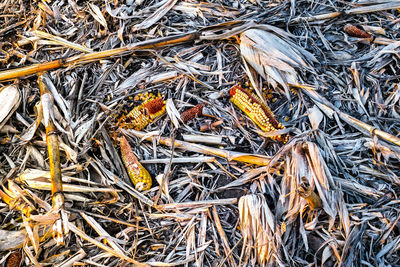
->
{"left": 0, "top": 182, "right": 35, "bottom": 217}
{"left": 239, "top": 194, "right": 280, "bottom": 266}
{"left": 165, "top": 98, "right": 182, "bottom": 128}
{"left": 0, "top": 85, "right": 21, "bottom": 131}
{"left": 240, "top": 27, "right": 316, "bottom": 98}
{"left": 282, "top": 142, "right": 337, "bottom": 221}
{"left": 279, "top": 141, "right": 351, "bottom": 252}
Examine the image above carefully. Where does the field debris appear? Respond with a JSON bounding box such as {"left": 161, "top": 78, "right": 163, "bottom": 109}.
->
{"left": 0, "top": 0, "right": 399, "bottom": 266}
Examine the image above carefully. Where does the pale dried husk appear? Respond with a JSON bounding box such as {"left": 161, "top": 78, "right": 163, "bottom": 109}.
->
{"left": 240, "top": 28, "right": 316, "bottom": 97}
{"left": 0, "top": 85, "right": 21, "bottom": 131}
{"left": 239, "top": 194, "right": 281, "bottom": 266}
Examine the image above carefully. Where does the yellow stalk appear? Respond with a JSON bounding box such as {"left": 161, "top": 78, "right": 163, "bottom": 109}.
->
{"left": 38, "top": 75, "right": 64, "bottom": 211}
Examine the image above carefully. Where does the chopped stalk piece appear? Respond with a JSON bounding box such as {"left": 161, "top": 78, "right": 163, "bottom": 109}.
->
{"left": 297, "top": 179, "right": 322, "bottom": 210}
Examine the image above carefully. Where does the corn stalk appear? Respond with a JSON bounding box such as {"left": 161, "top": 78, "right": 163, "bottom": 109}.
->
{"left": 38, "top": 75, "right": 64, "bottom": 210}
{"left": 0, "top": 21, "right": 248, "bottom": 82}
{"left": 0, "top": 32, "right": 203, "bottom": 82}
{"left": 38, "top": 74, "right": 68, "bottom": 244}
{"left": 126, "top": 129, "right": 272, "bottom": 166}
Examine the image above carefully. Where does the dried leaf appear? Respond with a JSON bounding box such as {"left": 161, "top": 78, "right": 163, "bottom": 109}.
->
{"left": 132, "top": 0, "right": 178, "bottom": 32}
{"left": 308, "top": 105, "right": 323, "bottom": 130}
{"left": 0, "top": 85, "right": 21, "bottom": 131}
{"left": 88, "top": 3, "right": 108, "bottom": 30}
{"left": 165, "top": 98, "right": 181, "bottom": 128}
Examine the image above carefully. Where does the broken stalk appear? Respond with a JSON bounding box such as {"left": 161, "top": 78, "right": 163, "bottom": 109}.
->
{"left": 39, "top": 75, "right": 64, "bottom": 210}
{"left": 38, "top": 74, "right": 66, "bottom": 244}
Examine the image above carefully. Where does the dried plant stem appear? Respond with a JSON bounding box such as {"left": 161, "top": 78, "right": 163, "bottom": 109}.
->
{"left": 54, "top": 248, "right": 86, "bottom": 267}
{"left": 127, "top": 129, "right": 271, "bottom": 166}
{"left": 373, "top": 37, "right": 397, "bottom": 45}
{"left": 38, "top": 75, "right": 64, "bottom": 210}
{"left": 212, "top": 206, "right": 235, "bottom": 266}
{"left": 80, "top": 212, "right": 126, "bottom": 256}
{"left": 290, "top": 2, "right": 400, "bottom": 24}
{"left": 47, "top": 129, "right": 63, "bottom": 207}
{"left": 155, "top": 198, "right": 237, "bottom": 210}
{"left": 141, "top": 156, "right": 215, "bottom": 164}
{"left": 0, "top": 189, "right": 13, "bottom": 208}
{"left": 32, "top": 30, "right": 93, "bottom": 53}
{"left": 345, "top": 2, "right": 400, "bottom": 15}
{"left": 290, "top": 11, "right": 342, "bottom": 23}
{"left": 0, "top": 33, "right": 198, "bottom": 82}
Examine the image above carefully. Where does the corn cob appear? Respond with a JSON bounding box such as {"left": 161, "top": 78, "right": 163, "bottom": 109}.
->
{"left": 180, "top": 103, "right": 205, "bottom": 123}
{"left": 6, "top": 251, "right": 22, "bottom": 267}
{"left": 230, "top": 85, "right": 288, "bottom": 143}
{"left": 120, "top": 136, "right": 152, "bottom": 191}
{"left": 124, "top": 97, "right": 166, "bottom": 130}
{"left": 344, "top": 24, "right": 371, "bottom": 38}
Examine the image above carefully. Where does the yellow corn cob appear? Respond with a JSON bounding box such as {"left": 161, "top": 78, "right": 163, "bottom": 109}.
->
{"left": 124, "top": 97, "right": 166, "bottom": 130}
{"left": 230, "top": 85, "right": 288, "bottom": 143}
{"left": 119, "top": 136, "right": 152, "bottom": 191}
